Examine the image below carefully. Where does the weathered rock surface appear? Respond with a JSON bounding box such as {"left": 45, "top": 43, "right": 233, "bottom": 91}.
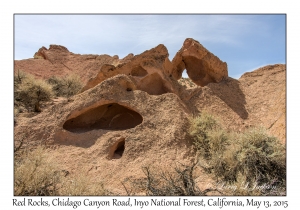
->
{"left": 14, "top": 39, "right": 286, "bottom": 194}
{"left": 172, "top": 38, "right": 228, "bottom": 86}
{"left": 239, "top": 64, "right": 286, "bottom": 143}
{"left": 14, "top": 41, "right": 285, "bottom": 143}
{"left": 14, "top": 74, "right": 195, "bottom": 193}
{"left": 15, "top": 44, "right": 132, "bottom": 83}
{"left": 81, "top": 44, "right": 177, "bottom": 96}
{"left": 177, "top": 64, "right": 286, "bottom": 143}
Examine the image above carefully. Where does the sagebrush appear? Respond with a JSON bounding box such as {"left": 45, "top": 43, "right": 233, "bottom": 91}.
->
{"left": 14, "top": 146, "right": 108, "bottom": 196}
{"left": 14, "top": 146, "right": 60, "bottom": 196}
{"left": 14, "top": 73, "right": 53, "bottom": 112}
{"left": 189, "top": 111, "right": 286, "bottom": 195}
{"left": 47, "top": 74, "right": 83, "bottom": 97}
{"left": 14, "top": 71, "right": 83, "bottom": 115}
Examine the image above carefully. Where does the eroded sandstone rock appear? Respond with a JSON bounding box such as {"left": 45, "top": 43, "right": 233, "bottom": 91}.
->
{"left": 14, "top": 39, "right": 286, "bottom": 194}
{"left": 14, "top": 74, "right": 194, "bottom": 193}
{"left": 172, "top": 38, "right": 228, "bottom": 86}
{"left": 81, "top": 44, "right": 177, "bottom": 96}
{"left": 16, "top": 45, "right": 124, "bottom": 83}
{"left": 33, "top": 46, "right": 48, "bottom": 59}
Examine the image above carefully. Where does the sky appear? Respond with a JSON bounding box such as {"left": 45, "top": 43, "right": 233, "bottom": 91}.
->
{"left": 14, "top": 14, "right": 286, "bottom": 79}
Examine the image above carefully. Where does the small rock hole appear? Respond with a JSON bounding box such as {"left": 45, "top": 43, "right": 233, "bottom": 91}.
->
{"left": 112, "top": 139, "right": 125, "bottom": 159}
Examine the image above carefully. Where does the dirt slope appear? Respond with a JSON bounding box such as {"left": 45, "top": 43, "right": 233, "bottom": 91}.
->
{"left": 14, "top": 44, "right": 133, "bottom": 83}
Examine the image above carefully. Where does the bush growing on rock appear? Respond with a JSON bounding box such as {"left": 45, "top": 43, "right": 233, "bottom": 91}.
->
{"left": 189, "top": 112, "right": 286, "bottom": 195}
{"left": 47, "top": 74, "right": 83, "bottom": 97}
{"left": 14, "top": 69, "right": 27, "bottom": 85}
{"left": 15, "top": 74, "right": 53, "bottom": 112}
{"left": 235, "top": 127, "right": 286, "bottom": 187}
{"left": 14, "top": 145, "right": 108, "bottom": 196}
{"left": 14, "top": 146, "right": 61, "bottom": 196}
{"left": 189, "top": 111, "right": 227, "bottom": 159}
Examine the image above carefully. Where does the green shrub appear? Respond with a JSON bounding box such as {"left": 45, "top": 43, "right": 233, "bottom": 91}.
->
{"left": 235, "top": 127, "right": 286, "bottom": 186}
{"left": 15, "top": 75, "right": 53, "bottom": 112}
{"left": 189, "top": 111, "right": 226, "bottom": 159}
{"left": 47, "top": 74, "right": 83, "bottom": 97}
{"left": 189, "top": 112, "right": 286, "bottom": 195}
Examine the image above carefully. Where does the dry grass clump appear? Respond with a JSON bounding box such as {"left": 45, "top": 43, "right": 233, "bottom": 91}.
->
{"left": 14, "top": 146, "right": 60, "bottom": 196}
{"left": 189, "top": 111, "right": 286, "bottom": 195}
{"left": 60, "top": 173, "right": 108, "bottom": 196}
{"left": 14, "top": 146, "right": 108, "bottom": 196}
{"left": 47, "top": 74, "right": 83, "bottom": 97}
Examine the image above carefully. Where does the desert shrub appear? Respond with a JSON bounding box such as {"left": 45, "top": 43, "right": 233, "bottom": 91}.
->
{"left": 209, "top": 140, "right": 240, "bottom": 182}
{"left": 60, "top": 174, "right": 108, "bottom": 196}
{"left": 14, "top": 146, "right": 108, "bottom": 196}
{"left": 235, "top": 127, "right": 286, "bottom": 187}
{"left": 15, "top": 74, "right": 53, "bottom": 112}
{"left": 14, "top": 70, "right": 28, "bottom": 114}
{"left": 14, "top": 146, "right": 61, "bottom": 196}
{"left": 189, "top": 112, "right": 286, "bottom": 195}
{"left": 189, "top": 112, "right": 227, "bottom": 159}
{"left": 47, "top": 74, "right": 83, "bottom": 97}
{"left": 14, "top": 69, "right": 27, "bottom": 86}
{"left": 122, "top": 163, "right": 221, "bottom": 196}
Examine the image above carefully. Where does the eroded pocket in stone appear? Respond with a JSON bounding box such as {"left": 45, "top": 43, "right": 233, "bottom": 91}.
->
{"left": 131, "top": 65, "right": 148, "bottom": 77}
{"left": 63, "top": 103, "right": 143, "bottom": 133}
{"left": 138, "top": 73, "right": 171, "bottom": 95}
{"left": 109, "top": 138, "right": 126, "bottom": 159}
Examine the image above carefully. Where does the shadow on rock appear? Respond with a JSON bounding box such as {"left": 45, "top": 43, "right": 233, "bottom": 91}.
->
{"left": 208, "top": 77, "right": 248, "bottom": 119}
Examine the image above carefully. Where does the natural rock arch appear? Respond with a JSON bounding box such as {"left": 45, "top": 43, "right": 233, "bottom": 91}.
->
{"left": 172, "top": 38, "right": 228, "bottom": 86}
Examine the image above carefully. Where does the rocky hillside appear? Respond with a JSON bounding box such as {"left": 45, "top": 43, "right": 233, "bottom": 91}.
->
{"left": 14, "top": 44, "right": 134, "bottom": 84}
{"left": 14, "top": 38, "right": 286, "bottom": 195}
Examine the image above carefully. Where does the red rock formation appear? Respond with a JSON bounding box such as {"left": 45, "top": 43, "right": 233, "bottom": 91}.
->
{"left": 33, "top": 46, "right": 47, "bottom": 59}
{"left": 14, "top": 39, "right": 286, "bottom": 195}
{"left": 81, "top": 44, "right": 177, "bottom": 95}
{"left": 15, "top": 45, "right": 123, "bottom": 83}
{"left": 172, "top": 38, "right": 228, "bottom": 86}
